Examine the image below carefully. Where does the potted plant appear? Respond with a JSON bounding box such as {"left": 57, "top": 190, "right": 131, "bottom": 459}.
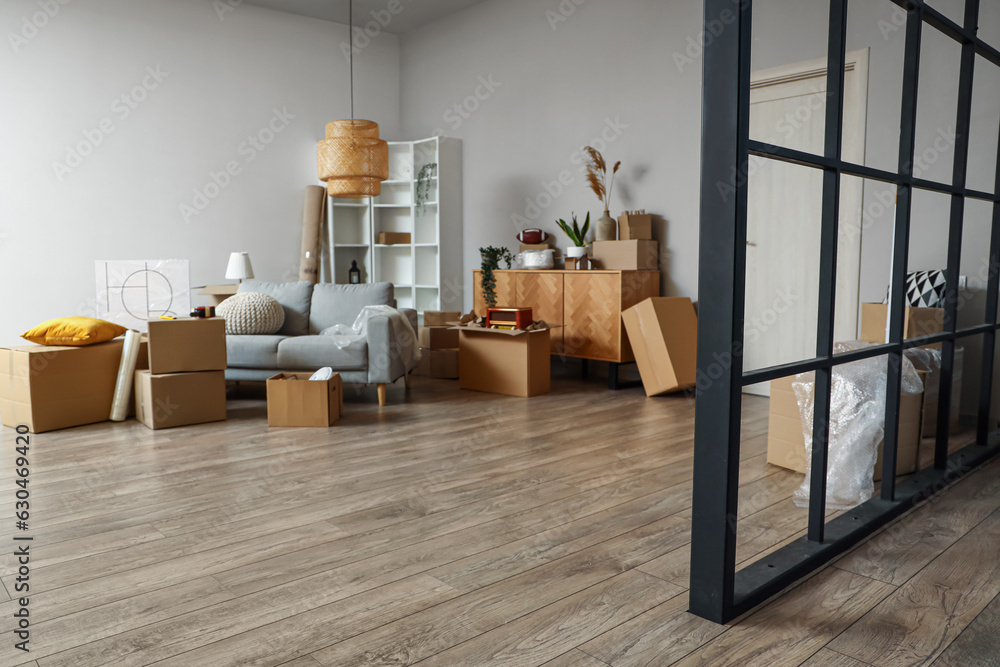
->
{"left": 556, "top": 212, "right": 591, "bottom": 259}
{"left": 584, "top": 146, "right": 621, "bottom": 241}
{"left": 480, "top": 245, "right": 514, "bottom": 309}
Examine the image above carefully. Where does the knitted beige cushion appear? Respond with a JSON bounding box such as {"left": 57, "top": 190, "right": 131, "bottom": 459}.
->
{"left": 217, "top": 292, "right": 285, "bottom": 335}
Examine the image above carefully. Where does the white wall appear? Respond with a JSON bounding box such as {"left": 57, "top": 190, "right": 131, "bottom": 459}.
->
{"left": 398, "top": 0, "right": 999, "bottom": 312}
{"left": 399, "top": 0, "right": 705, "bottom": 307}
{"left": 0, "top": 0, "right": 400, "bottom": 345}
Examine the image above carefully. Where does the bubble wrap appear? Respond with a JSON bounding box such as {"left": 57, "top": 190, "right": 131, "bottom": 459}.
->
{"left": 791, "top": 341, "right": 925, "bottom": 510}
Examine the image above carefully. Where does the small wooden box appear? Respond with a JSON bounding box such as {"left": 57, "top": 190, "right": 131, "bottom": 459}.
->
{"left": 378, "top": 232, "right": 411, "bottom": 245}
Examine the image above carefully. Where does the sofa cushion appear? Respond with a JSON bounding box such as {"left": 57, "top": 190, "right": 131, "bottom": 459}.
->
{"left": 276, "top": 335, "right": 368, "bottom": 371}
{"left": 237, "top": 280, "right": 313, "bottom": 336}
{"left": 226, "top": 335, "right": 287, "bottom": 369}
{"left": 309, "top": 282, "right": 394, "bottom": 333}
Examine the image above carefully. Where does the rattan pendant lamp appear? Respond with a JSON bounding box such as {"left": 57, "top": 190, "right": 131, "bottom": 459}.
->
{"left": 316, "top": 0, "right": 389, "bottom": 198}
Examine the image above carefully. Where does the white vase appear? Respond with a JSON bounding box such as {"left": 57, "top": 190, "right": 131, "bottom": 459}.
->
{"left": 566, "top": 246, "right": 587, "bottom": 259}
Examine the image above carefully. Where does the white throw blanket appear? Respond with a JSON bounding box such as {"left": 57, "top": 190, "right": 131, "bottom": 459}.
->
{"left": 320, "top": 305, "right": 421, "bottom": 369}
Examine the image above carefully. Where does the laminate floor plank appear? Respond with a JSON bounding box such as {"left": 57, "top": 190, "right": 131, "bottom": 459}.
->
{"left": 672, "top": 568, "right": 895, "bottom": 667}
{"left": 931, "top": 591, "right": 1000, "bottom": 666}
{"left": 578, "top": 592, "right": 727, "bottom": 666}
{"left": 312, "top": 517, "right": 691, "bottom": 667}
{"left": 827, "top": 507, "right": 1000, "bottom": 665}
{"left": 542, "top": 649, "right": 610, "bottom": 666}
{"left": 418, "top": 570, "right": 681, "bottom": 667}
{"left": 833, "top": 458, "right": 1000, "bottom": 585}
{"left": 800, "top": 648, "right": 875, "bottom": 666}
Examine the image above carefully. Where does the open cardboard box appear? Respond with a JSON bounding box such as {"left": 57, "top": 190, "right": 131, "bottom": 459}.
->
{"left": 266, "top": 372, "right": 342, "bottom": 427}
{"left": 860, "top": 303, "right": 944, "bottom": 348}
{"left": 454, "top": 325, "right": 552, "bottom": 397}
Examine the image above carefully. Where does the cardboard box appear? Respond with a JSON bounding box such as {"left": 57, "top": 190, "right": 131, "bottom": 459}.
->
{"left": 414, "top": 349, "right": 459, "bottom": 379}
{"left": 860, "top": 303, "right": 944, "bottom": 347}
{"left": 423, "top": 311, "right": 461, "bottom": 327}
{"left": 378, "top": 232, "right": 411, "bottom": 245}
{"left": 266, "top": 372, "right": 342, "bottom": 427}
{"left": 618, "top": 212, "right": 653, "bottom": 240}
{"left": 921, "top": 347, "right": 963, "bottom": 437}
{"left": 590, "top": 240, "right": 659, "bottom": 270}
{"left": 520, "top": 243, "right": 552, "bottom": 252}
{"left": 418, "top": 326, "right": 460, "bottom": 350}
{"left": 147, "top": 317, "right": 227, "bottom": 374}
{"left": 767, "top": 374, "right": 923, "bottom": 480}
{"left": 458, "top": 327, "right": 550, "bottom": 397}
{"left": 134, "top": 369, "right": 226, "bottom": 430}
{"left": 0, "top": 338, "right": 140, "bottom": 433}
{"left": 621, "top": 297, "right": 698, "bottom": 396}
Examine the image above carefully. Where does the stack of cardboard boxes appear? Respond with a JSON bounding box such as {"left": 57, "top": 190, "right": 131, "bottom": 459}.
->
{"left": 135, "top": 318, "right": 228, "bottom": 429}
{"left": 766, "top": 303, "right": 962, "bottom": 480}
{"left": 590, "top": 211, "right": 658, "bottom": 270}
{"left": 414, "top": 311, "right": 460, "bottom": 379}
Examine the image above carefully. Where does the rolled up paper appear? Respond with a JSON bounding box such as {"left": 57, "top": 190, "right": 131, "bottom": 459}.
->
{"left": 110, "top": 330, "right": 142, "bottom": 422}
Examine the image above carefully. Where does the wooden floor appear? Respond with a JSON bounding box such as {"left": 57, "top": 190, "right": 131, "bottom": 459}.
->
{"left": 1, "top": 365, "right": 999, "bottom": 666}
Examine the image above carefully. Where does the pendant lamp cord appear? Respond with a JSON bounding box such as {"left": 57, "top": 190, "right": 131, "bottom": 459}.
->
{"left": 349, "top": 0, "right": 354, "bottom": 121}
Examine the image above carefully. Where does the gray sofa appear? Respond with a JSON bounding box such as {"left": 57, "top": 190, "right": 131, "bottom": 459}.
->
{"left": 224, "top": 280, "right": 418, "bottom": 405}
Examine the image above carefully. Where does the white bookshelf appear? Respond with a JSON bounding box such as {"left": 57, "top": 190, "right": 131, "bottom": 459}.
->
{"left": 325, "top": 136, "right": 462, "bottom": 317}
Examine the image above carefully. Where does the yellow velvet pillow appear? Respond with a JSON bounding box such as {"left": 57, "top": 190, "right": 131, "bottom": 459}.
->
{"left": 21, "top": 317, "right": 128, "bottom": 346}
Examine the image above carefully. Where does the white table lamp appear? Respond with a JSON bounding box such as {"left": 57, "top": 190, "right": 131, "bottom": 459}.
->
{"left": 226, "top": 252, "right": 254, "bottom": 282}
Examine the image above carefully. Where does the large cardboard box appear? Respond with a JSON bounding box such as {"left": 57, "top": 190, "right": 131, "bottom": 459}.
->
{"left": 860, "top": 303, "right": 944, "bottom": 346}
{"left": 618, "top": 212, "right": 653, "bottom": 241}
{"left": 147, "top": 317, "right": 227, "bottom": 374}
{"left": 414, "top": 348, "right": 459, "bottom": 379}
{"left": 621, "top": 297, "right": 698, "bottom": 396}
{"left": 266, "top": 372, "right": 342, "bottom": 427}
{"left": 458, "top": 328, "right": 550, "bottom": 397}
{"left": 0, "top": 339, "right": 142, "bottom": 433}
{"left": 134, "top": 369, "right": 227, "bottom": 430}
{"left": 423, "top": 311, "right": 461, "bottom": 327}
{"left": 418, "top": 326, "right": 460, "bottom": 350}
{"left": 591, "top": 240, "right": 658, "bottom": 270}
{"left": 767, "top": 374, "right": 923, "bottom": 480}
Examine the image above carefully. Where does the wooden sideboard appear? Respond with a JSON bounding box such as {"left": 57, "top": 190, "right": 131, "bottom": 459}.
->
{"left": 472, "top": 270, "right": 660, "bottom": 371}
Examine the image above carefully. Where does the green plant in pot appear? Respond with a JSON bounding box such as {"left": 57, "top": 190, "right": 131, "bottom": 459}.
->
{"left": 480, "top": 245, "right": 514, "bottom": 309}
{"left": 556, "top": 212, "right": 591, "bottom": 260}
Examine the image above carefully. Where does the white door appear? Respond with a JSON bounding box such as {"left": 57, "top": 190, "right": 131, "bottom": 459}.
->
{"left": 743, "top": 50, "right": 869, "bottom": 396}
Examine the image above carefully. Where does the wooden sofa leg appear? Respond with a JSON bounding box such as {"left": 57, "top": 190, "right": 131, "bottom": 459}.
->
{"left": 404, "top": 373, "right": 411, "bottom": 389}
{"left": 377, "top": 384, "right": 387, "bottom": 406}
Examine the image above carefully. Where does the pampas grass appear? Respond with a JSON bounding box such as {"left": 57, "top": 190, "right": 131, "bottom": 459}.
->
{"left": 584, "top": 146, "right": 620, "bottom": 211}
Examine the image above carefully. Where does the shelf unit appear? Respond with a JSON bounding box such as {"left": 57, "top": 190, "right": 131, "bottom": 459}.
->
{"left": 325, "top": 136, "right": 462, "bottom": 315}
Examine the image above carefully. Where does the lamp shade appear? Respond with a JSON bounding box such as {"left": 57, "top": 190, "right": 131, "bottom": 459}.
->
{"left": 317, "top": 119, "right": 389, "bottom": 198}
{"left": 225, "top": 252, "right": 254, "bottom": 281}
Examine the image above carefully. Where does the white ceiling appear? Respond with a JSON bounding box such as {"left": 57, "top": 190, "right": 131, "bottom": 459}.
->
{"left": 243, "top": 0, "right": 487, "bottom": 34}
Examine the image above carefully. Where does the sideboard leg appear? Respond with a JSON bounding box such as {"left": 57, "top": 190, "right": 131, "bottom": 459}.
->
{"left": 609, "top": 362, "right": 620, "bottom": 390}
{"left": 581, "top": 359, "right": 589, "bottom": 380}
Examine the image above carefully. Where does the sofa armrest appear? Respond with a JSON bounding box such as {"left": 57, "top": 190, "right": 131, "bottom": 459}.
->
{"left": 366, "top": 312, "right": 419, "bottom": 384}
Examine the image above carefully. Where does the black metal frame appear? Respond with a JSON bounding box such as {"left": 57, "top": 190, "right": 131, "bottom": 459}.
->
{"left": 691, "top": 0, "right": 1000, "bottom": 624}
